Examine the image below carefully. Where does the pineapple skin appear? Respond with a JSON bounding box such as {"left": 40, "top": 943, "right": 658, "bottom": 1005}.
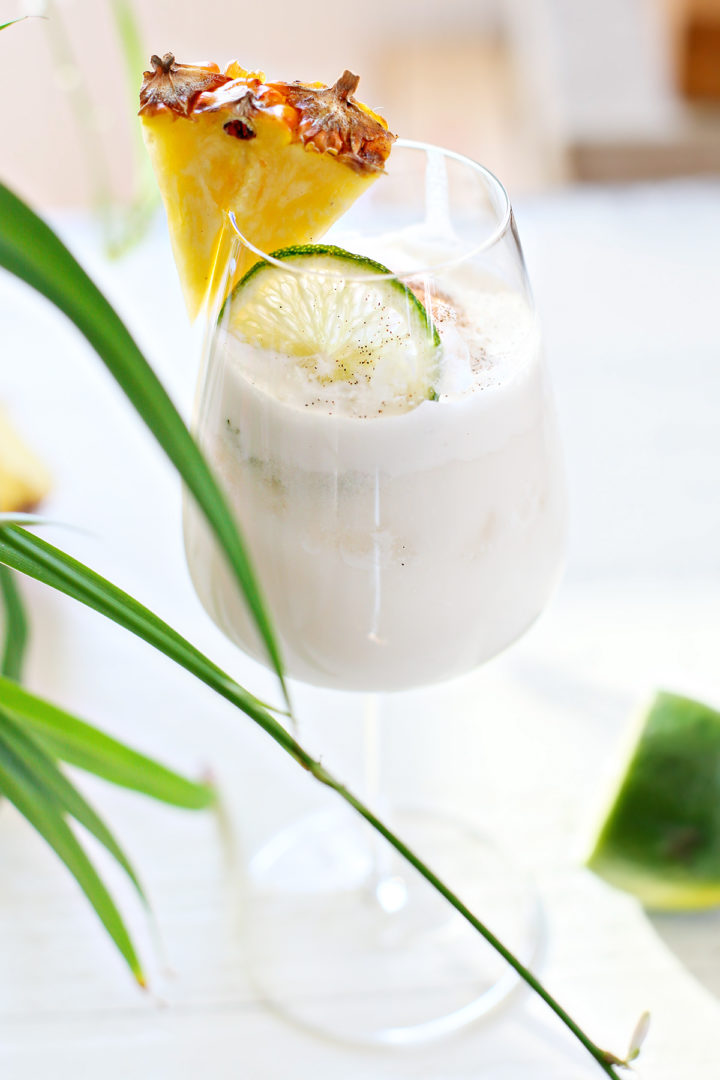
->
{"left": 141, "top": 109, "right": 378, "bottom": 320}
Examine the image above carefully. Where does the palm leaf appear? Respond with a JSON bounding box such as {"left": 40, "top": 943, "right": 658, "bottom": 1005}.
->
{"left": 0, "top": 182, "right": 288, "bottom": 706}
{"left": 0, "top": 525, "right": 297, "bottom": 757}
{"left": 0, "top": 17, "right": 34, "bottom": 30}
{"left": 0, "top": 735, "right": 144, "bottom": 984}
{"left": 0, "top": 674, "right": 213, "bottom": 809}
{"left": 0, "top": 533, "right": 625, "bottom": 1076}
{"left": 0, "top": 712, "right": 145, "bottom": 898}
{"left": 0, "top": 566, "right": 27, "bottom": 680}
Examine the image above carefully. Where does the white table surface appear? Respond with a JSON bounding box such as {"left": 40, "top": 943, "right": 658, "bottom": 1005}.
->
{"left": 2, "top": 179, "right": 720, "bottom": 1078}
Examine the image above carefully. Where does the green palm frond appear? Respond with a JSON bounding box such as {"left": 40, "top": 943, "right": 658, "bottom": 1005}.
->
{"left": 0, "top": 525, "right": 297, "bottom": 756}
{"left": 0, "top": 675, "right": 214, "bottom": 809}
{"left": 0, "top": 730, "right": 145, "bottom": 984}
{"left": 0, "top": 17, "right": 37, "bottom": 31}
{"left": 0, "top": 711, "right": 146, "bottom": 899}
{"left": 0, "top": 566, "right": 27, "bottom": 680}
{"left": 0, "top": 549, "right": 213, "bottom": 982}
{"left": 0, "top": 521, "right": 625, "bottom": 1077}
{"left": 0, "top": 181, "right": 289, "bottom": 708}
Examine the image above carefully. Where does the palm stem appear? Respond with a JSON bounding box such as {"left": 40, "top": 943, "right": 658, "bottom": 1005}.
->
{"left": 254, "top": 728, "right": 621, "bottom": 1077}
{"left": 311, "top": 761, "right": 620, "bottom": 1077}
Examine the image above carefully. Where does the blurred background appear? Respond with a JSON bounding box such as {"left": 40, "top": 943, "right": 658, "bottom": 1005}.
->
{"left": 2, "top": 0, "right": 720, "bottom": 214}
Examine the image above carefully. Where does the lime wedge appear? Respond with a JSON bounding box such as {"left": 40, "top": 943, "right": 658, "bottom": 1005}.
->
{"left": 222, "top": 244, "right": 441, "bottom": 409}
{"left": 586, "top": 692, "right": 720, "bottom": 910}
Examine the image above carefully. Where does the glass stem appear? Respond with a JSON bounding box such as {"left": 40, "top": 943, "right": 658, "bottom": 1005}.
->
{"left": 363, "top": 693, "right": 408, "bottom": 913}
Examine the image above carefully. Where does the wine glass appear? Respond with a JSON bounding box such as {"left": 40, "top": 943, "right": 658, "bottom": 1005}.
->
{"left": 183, "top": 140, "right": 566, "bottom": 1044}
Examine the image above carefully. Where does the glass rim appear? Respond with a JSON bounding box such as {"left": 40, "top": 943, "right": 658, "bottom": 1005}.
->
{"left": 225, "top": 139, "right": 512, "bottom": 283}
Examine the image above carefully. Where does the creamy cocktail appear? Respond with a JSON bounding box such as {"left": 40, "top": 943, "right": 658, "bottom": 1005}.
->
{"left": 184, "top": 243, "right": 564, "bottom": 691}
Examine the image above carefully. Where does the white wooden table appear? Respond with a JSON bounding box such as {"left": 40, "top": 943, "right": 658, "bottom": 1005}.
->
{"left": 1, "top": 180, "right": 720, "bottom": 1078}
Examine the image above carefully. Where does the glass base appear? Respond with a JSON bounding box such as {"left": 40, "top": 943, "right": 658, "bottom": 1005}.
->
{"left": 243, "top": 805, "right": 544, "bottom": 1046}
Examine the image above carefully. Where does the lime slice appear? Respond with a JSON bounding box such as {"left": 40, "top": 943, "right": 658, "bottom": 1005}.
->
{"left": 586, "top": 692, "right": 720, "bottom": 910}
{"left": 222, "top": 244, "right": 441, "bottom": 409}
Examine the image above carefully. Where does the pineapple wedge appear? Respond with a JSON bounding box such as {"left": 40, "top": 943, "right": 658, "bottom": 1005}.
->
{"left": 139, "top": 54, "right": 395, "bottom": 319}
{"left": 0, "top": 407, "right": 51, "bottom": 512}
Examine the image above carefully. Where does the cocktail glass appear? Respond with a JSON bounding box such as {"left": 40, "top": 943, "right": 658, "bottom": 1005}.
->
{"left": 183, "top": 140, "right": 566, "bottom": 1044}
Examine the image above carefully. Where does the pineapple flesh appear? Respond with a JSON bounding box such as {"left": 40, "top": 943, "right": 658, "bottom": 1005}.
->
{"left": 0, "top": 407, "right": 51, "bottom": 512}
{"left": 139, "top": 54, "right": 395, "bottom": 319}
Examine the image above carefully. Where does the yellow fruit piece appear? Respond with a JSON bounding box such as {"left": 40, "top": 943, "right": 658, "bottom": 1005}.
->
{"left": 0, "top": 407, "right": 51, "bottom": 512}
{"left": 139, "top": 55, "right": 395, "bottom": 319}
